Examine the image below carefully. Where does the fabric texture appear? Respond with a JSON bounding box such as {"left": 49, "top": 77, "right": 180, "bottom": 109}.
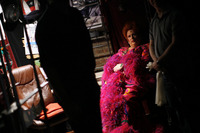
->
{"left": 155, "top": 71, "right": 167, "bottom": 106}
{"left": 39, "top": 103, "right": 64, "bottom": 120}
{"left": 100, "top": 44, "right": 163, "bottom": 133}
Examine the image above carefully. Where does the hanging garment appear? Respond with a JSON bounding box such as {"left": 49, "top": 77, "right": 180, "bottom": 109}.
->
{"left": 21, "top": 0, "right": 40, "bottom": 15}
{"left": 23, "top": 21, "right": 39, "bottom": 56}
{"left": 0, "top": 20, "right": 17, "bottom": 69}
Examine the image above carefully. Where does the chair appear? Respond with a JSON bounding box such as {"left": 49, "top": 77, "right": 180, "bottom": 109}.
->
{"left": 8, "top": 64, "right": 69, "bottom": 132}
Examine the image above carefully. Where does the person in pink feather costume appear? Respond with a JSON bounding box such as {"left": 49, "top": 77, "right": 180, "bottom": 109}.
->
{"left": 100, "top": 21, "right": 164, "bottom": 133}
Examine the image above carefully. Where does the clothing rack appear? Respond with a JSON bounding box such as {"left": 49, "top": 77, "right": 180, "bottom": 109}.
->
{"left": 0, "top": 18, "right": 27, "bottom": 133}
{"left": 17, "top": 0, "right": 51, "bottom": 132}
{"left": 0, "top": 0, "right": 51, "bottom": 132}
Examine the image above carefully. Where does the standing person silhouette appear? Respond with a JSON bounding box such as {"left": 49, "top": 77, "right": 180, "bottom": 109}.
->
{"left": 36, "top": 0, "right": 102, "bottom": 132}
{"left": 148, "top": 0, "right": 191, "bottom": 132}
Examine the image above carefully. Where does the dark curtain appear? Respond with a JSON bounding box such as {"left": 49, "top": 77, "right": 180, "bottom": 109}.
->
{"left": 100, "top": 0, "right": 150, "bottom": 53}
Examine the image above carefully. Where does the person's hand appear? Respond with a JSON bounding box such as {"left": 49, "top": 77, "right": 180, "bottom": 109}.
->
{"left": 152, "top": 61, "right": 161, "bottom": 71}
{"left": 113, "top": 63, "right": 123, "bottom": 72}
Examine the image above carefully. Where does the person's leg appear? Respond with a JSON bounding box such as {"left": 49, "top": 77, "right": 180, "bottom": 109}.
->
{"left": 163, "top": 74, "right": 192, "bottom": 133}
{"left": 163, "top": 74, "right": 181, "bottom": 132}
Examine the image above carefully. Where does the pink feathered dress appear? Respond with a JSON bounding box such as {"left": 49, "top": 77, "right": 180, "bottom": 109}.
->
{"left": 100, "top": 44, "right": 163, "bottom": 133}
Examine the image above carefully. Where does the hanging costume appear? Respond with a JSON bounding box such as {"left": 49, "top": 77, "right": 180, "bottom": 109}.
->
{"left": 100, "top": 43, "right": 163, "bottom": 133}
{"left": 21, "top": 0, "right": 39, "bottom": 15}
{"left": 0, "top": 17, "right": 17, "bottom": 70}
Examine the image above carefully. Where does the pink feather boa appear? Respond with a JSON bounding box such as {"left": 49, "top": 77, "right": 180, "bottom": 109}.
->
{"left": 100, "top": 44, "right": 163, "bottom": 133}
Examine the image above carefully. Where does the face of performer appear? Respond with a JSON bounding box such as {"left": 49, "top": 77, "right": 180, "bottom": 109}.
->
{"left": 126, "top": 29, "right": 140, "bottom": 48}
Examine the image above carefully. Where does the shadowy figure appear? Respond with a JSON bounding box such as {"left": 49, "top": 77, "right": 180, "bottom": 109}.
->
{"left": 148, "top": 0, "right": 192, "bottom": 132}
{"left": 35, "top": 0, "right": 102, "bottom": 132}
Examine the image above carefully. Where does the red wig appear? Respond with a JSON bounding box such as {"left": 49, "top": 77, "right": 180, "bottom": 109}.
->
{"left": 122, "top": 21, "right": 140, "bottom": 40}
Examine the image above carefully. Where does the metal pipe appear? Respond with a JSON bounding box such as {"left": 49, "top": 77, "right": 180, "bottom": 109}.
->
{"left": 0, "top": 19, "right": 27, "bottom": 133}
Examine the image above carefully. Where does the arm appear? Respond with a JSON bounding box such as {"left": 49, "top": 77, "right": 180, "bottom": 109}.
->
{"left": 149, "top": 36, "right": 176, "bottom": 71}
{"left": 101, "top": 52, "right": 122, "bottom": 83}
{"left": 157, "top": 36, "right": 175, "bottom": 64}
{"left": 149, "top": 39, "right": 160, "bottom": 71}
{"left": 149, "top": 39, "right": 157, "bottom": 62}
{"left": 158, "top": 11, "right": 184, "bottom": 68}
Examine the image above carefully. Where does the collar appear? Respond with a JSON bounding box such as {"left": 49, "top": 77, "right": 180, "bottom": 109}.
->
{"left": 153, "top": 7, "right": 173, "bottom": 20}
